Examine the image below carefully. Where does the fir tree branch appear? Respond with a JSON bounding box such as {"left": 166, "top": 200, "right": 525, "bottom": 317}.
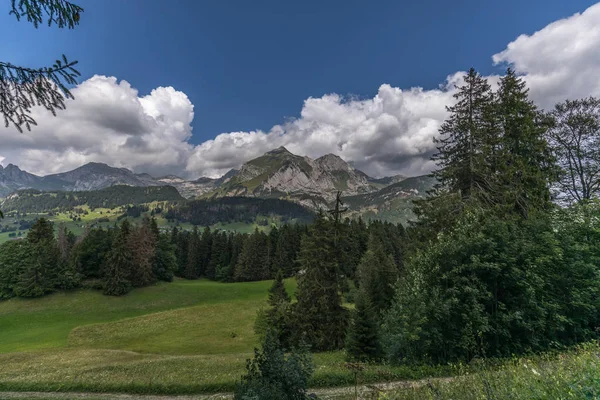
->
{"left": 0, "top": 57, "right": 81, "bottom": 132}
{"left": 10, "top": 0, "right": 83, "bottom": 29}
{"left": 2, "top": 0, "right": 83, "bottom": 132}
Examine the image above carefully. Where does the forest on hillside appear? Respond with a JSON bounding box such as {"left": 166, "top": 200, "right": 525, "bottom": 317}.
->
{"left": 1, "top": 185, "right": 184, "bottom": 213}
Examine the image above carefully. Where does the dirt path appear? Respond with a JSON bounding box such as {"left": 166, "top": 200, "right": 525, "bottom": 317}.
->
{"left": 0, "top": 377, "right": 453, "bottom": 400}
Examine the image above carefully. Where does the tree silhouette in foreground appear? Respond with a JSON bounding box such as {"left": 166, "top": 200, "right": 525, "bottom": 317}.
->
{"left": 1, "top": 0, "right": 83, "bottom": 132}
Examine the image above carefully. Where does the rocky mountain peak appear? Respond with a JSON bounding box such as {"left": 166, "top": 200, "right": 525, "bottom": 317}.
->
{"left": 316, "top": 153, "right": 352, "bottom": 172}
{"left": 265, "top": 146, "right": 292, "bottom": 156}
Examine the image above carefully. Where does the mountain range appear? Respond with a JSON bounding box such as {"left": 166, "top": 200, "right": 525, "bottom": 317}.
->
{"left": 0, "top": 148, "right": 435, "bottom": 222}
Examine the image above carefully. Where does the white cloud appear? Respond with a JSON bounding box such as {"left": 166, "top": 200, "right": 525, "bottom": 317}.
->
{"left": 0, "top": 76, "right": 194, "bottom": 177}
{"left": 492, "top": 2, "right": 600, "bottom": 109}
{"left": 2, "top": 3, "right": 600, "bottom": 179}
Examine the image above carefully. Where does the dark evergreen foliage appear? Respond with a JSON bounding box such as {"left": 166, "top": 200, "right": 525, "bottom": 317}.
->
{"left": 234, "top": 331, "right": 316, "bottom": 400}
{"left": 292, "top": 213, "right": 348, "bottom": 351}
{"left": 345, "top": 289, "right": 382, "bottom": 362}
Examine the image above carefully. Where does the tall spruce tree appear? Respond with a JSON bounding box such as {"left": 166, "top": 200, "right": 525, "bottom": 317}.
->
{"left": 264, "top": 269, "right": 293, "bottom": 346}
{"left": 234, "top": 228, "right": 269, "bottom": 282}
{"left": 345, "top": 288, "right": 381, "bottom": 361}
{"left": 14, "top": 218, "right": 59, "bottom": 297}
{"left": 103, "top": 227, "right": 133, "bottom": 296}
{"left": 269, "top": 269, "right": 291, "bottom": 306}
{"left": 495, "top": 68, "right": 555, "bottom": 217}
{"left": 356, "top": 234, "right": 398, "bottom": 316}
{"left": 293, "top": 213, "right": 348, "bottom": 351}
{"left": 127, "top": 219, "right": 157, "bottom": 287}
{"left": 185, "top": 227, "right": 200, "bottom": 279}
{"left": 432, "top": 68, "right": 497, "bottom": 201}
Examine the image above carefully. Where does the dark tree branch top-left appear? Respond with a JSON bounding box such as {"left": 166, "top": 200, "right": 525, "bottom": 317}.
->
{"left": 1, "top": 0, "right": 84, "bottom": 133}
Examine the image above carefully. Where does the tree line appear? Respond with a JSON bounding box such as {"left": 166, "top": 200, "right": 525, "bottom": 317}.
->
{"left": 0, "top": 210, "right": 404, "bottom": 299}
{"left": 1, "top": 185, "right": 183, "bottom": 213}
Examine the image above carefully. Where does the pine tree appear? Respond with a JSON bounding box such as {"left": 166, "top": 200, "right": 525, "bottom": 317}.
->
{"left": 27, "top": 218, "right": 54, "bottom": 244}
{"left": 234, "top": 229, "right": 269, "bottom": 281}
{"left": 268, "top": 270, "right": 291, "bottom": 306}
{"left": 198, "top": 226, "right": 213, "bottom": 277}
{"left": 14, "top": 218, "right": 61, "bottom": 297}
{"left": 127, "top": 219, "right": 156, "bottom": 287}
{"left": 356, "top": 235, "right": 398, "bottom": 316}
{"left": 185, "top": 227, "right": 200, "bottom": 279}
{"left": 264, "top": 269, "right": 293, "bottom": 346}
{"left": 495, "top": 68, "right": 555, "bottom": 217}
{"left": 206, "top": 230, "right": 227, "bottom": 280}
{"left": 103, "top": 230, "right": 133, "bottom": 296}
{"left": 432, "top": 68, "right": 497, "bottom": 201}
{"left": 293, "top": 213, "right": 348, "bottom": 351}
{"left": 345, "top": 289, "right": 381, "bottom": 361}
{"left": 152, "top": 233, "right": 177, "bottom": 282}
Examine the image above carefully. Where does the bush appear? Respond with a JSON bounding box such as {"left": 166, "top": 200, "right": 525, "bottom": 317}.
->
{"left": 234, "top": 331, "right": 318, "bottom": 400}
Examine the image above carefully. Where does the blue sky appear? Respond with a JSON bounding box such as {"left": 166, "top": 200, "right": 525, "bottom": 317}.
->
{"left": 3, "top": 0, "right": 596, "bottom": 143}
{"left": 2, "top": 1, "right": 600, "bottom": 178}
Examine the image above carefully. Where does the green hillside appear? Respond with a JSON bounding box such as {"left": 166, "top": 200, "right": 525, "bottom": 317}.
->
{"left": 0, "top": 279, "right": 449, "bottom": 395}
{"left": 1, "top": 185, "right": 184, "bottom": 213}
{"left": 343, "top": 175, "right": 437, "bottom": 224}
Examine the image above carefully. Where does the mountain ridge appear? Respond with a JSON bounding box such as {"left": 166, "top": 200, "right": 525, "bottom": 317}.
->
{"left": 0, "top": 149, "right": 433, "bottom": 222}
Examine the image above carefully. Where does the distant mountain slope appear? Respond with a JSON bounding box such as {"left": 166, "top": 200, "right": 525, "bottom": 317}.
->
{"left": 0, "top": 148, "right": 432, "bottom": 221}
{"left": 1, "top": 185, "right": 184, "bottom": 213}
{"left": 343, "top": 174, "right": 437, "bottom": 224}
{"left": 0, "top": 164, "right": 69, "bottom": 197}
{"left": 164, "top": 196, "right": 313, "bottom": 227}
{"left": 206, "top": 147, "right": 379, "bottom": 209}
{"left": 155, "top": 175, "right": 217, "bottom": 198}
{"left": 45, "top": 162, "right": 161, "bottom": 191}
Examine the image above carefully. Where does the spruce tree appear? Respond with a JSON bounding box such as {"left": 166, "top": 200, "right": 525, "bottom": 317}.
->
{"left": 198, "top": 226, "right": 213, "bottom": 277}
{"left": 293, "top": 213, "right": 348, "bottom": 351}
{"left": 268, "top": 270, "right": 291, "bottom": 306}
{"left": 356, "top": 235, "right": 398, "bottom": 316}
{"left": 185, "top": 227, "right": 200, "bottom": 279}
{"left": 234, "top": 229, "right": 269, "bottom": 281}
{"left": 496, "top": 68, "right": 555, "bottom": 217}
{"left": 103, "top": 230, "right": 133, "bottom": 296}
{"left": 345, "top": 289, "right": 381, "bottom": 361}
{"left": 432, "top": 68, "right": 497, "bottom": 201}
{"left": 127, "top": 219, "right": 157, "bottom": 287}
{"left": 152, "top": 233, "right": 177, "bottom": 282}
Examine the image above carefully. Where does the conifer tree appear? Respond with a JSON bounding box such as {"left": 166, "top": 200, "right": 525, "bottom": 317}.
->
{"left": 432, "top": 68, "right": 497, "bottom": 201}
{"left": 103, "top": 229, "right": 133, "bottom": 296}
{"left": 185, "top": 227, "right": 200, "bottom": 279}
{"left": 198, "top": 226, "right": 213, "bottom": 277}
{"left": 495, "top": 68, "right": 555, "bottom": 217}
{"left": 264, "top": 269, "right": 293, "bottom": 346}
{"left": 127, "top": 219, "right": 156, "bottom": 287}
{"left": 14, "top": 218, "right": 60, "bottom": 297}
{"left": 2, "top": 0, "right": 83, "bottom": 133}
{"left": 356, "top": 235, "right": 398, "bottom": 316}
{"left": 293, "top": 213, "right": 348, "bottom": 351}
{"left": 234, "top": 228, "right": 269, "bottom": 281}
{"left": 345, "top": 288, "right": 381, "bottom": 361}
{"left": 268, "top": 269, "right": 291, "bottom": 306}
{"left": 152, "top": 233, "right": 177, "bottom": 282}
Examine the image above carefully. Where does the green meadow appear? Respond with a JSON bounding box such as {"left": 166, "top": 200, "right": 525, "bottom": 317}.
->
{"left": 0, "top": 279, "right": 451, "bottom": 395}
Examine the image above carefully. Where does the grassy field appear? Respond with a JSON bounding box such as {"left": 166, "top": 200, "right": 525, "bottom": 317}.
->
{"left": 382, "top": 342, "right": 600, "bottom": 399}
{"left": 0, "top": 279, "right": 451, "bottom": 395}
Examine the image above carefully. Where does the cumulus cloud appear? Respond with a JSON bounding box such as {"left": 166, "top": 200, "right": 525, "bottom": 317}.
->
{"left": 492, "top": 2, "right": 600, "bottom": 109}
{"left": 0, "top": 76, "right": 194, "bottom": 177}
{"left": 2, "top": 3, "right": 600, "bottom": 179}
